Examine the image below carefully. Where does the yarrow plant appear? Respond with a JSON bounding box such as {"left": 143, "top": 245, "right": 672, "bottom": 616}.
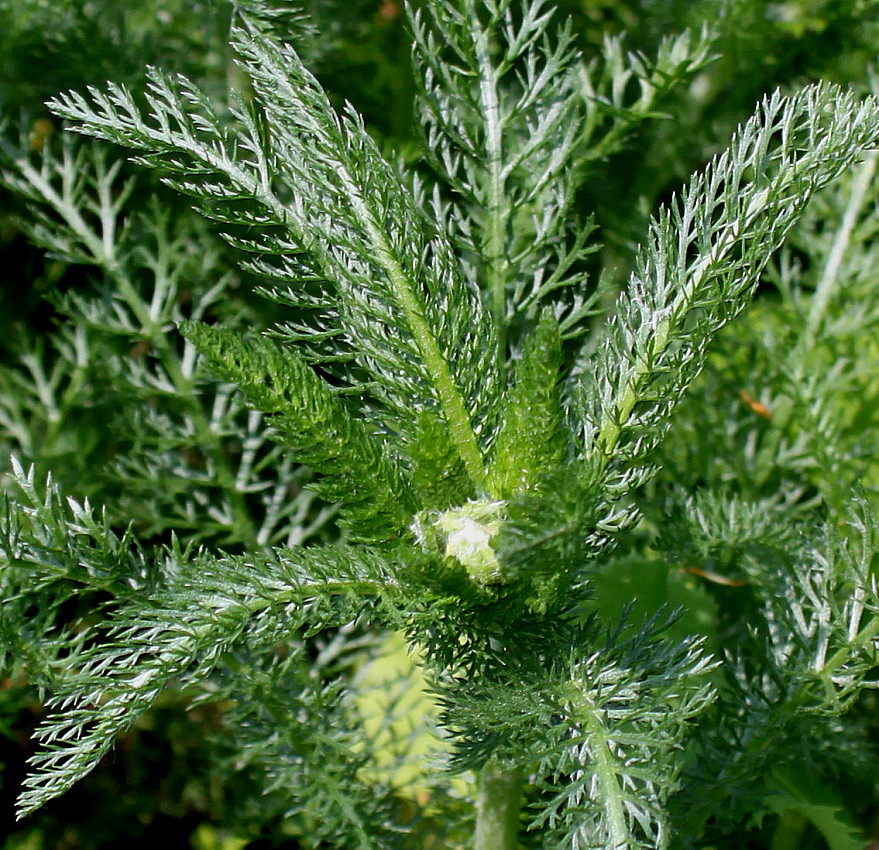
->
{"left": 2, "top": 0, "right": 879, "bottom": 847}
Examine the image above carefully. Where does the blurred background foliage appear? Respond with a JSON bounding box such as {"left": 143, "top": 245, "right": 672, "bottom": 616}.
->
{"left": 2, "top": 0, "right": 879, "bottom": 847}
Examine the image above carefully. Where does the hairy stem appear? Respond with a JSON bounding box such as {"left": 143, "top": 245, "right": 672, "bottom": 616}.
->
{"left": 475, "top": 759, "right": 524, "bottom": 850}
{"left": 470, "top": 0, "right": 511, "bottom": 365}
{"left": 583, "top": 706, "right": 630, "bottom": 849}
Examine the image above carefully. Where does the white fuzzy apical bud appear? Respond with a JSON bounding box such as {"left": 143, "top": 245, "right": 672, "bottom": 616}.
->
{"left": 411, "top": 499, "right": 507, "bottom": 585}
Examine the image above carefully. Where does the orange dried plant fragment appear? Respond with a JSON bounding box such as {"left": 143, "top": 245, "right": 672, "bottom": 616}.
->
{"left": 738, "top": 390, "right": 771, "bottom": 419}
{"left": 29, "top": 118, "right": 54, "bottom": 152}
{"left": 376, "top": 0, "right": 401, "bottom": 23}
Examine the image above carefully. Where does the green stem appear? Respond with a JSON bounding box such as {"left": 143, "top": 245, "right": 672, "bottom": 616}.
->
{"left": 770, "top": 810, "right": 807, "bottom": 850}
{"left": 471, "top": 4, "right": 510, "bottom": 367}
{"left": 582, "top": 706, "right": 629, "bottom": 849}
{"left": 339, "top": 172, "right": 489, "bottom": 493}
{"left": 803, "top": 150, "right": 877, "bottom": 347}
{"left": 475, "top": 760, "right": 524, "bottom": 850}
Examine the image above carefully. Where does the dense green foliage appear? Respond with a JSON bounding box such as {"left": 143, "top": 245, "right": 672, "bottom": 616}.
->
{"left": 2, "top": 1, "right": 879, "bottom": 848}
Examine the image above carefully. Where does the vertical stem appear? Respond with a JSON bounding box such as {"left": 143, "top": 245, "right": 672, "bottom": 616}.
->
{"left": 475, "top": 760, "right": 524, "bottom": 850}
{"left": 803, "top": 150, "right": 877, "bottom": 347}
{"left": 582, "top": 705, "right": 629, "bottom": 849}
{"left": 770, "top": 809, "right": 807, "bottom": 850}
{"left": 470, "top": 0, "right": 510, "bottom": 369}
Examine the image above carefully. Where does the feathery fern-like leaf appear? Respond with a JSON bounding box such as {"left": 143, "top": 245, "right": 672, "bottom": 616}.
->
{"left": 49, "top": 21, "right": 499, "bottom": 491}
{"left": 411, "top": 0, "right": 590, "bottom": 349}
{"left": 487, "top": 310, "right": 567, "bottom": 498}
{"left": 573, "top": 84, "right": 879, "bottom": 491}
{"left": 182, "top": 322, "right": 416, "bottom": 543}
{"left": 16, "top": 542, "right": 403, "bottom": 817}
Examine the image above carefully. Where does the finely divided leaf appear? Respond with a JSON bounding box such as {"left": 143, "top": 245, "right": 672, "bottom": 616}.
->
{"left": 573, "top": 84, "right": 879, "bottom": 489}
{"left": 530, "top": 618, "right": 716, "bottom": 850}
{"left": 182, "top": 322, "right": 416, "bottom": 543}
{"left": 487, "top": 310, "right": 567, "bottom": 498}
{"left": 411, "top": 0, "right": 591, "bottom": 345}
{"left": 49, "top": 21, "right": 498, "bottom": 492}
{"left": 17, "top": 544, "right": 400, "bottom": 817}
{"left": 406, "top": 410, "right": 475, "bottom": 511}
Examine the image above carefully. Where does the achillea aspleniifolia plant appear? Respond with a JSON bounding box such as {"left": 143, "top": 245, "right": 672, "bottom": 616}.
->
{"left": 2, "top": 0, "right": 879, "bottom": 847}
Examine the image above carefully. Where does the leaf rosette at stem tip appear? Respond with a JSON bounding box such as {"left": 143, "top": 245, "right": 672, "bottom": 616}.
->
{"left": 407, "top": 466, "right": 602, "bottom": 616}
